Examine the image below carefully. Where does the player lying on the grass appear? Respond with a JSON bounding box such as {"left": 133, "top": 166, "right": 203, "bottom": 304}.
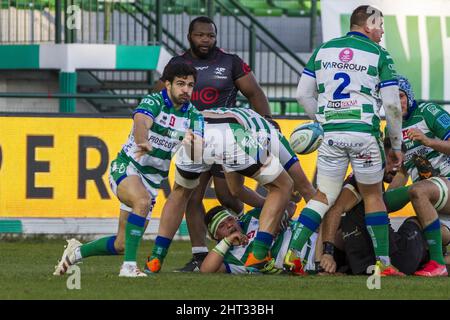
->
{"left": 145, "top": 116, "right": 295, "bottom": 274}
{"left": 386, "top": 75, "right": 450, "bottom": 277}
{"left": 317, "top": 172, "right": 450, "bottom": 276}
{"left": 200, "top": 204, "right": 319, "bottom": 274}
{"left": 316, "top": 135, "right": 450, "bottom": 276}
{"left": 53, "top": 62, "right": 204, "bottom": 278}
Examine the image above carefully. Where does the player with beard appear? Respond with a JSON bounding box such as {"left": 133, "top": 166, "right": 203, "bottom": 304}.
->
{"left": 155, "top": 16, "right": 276, "bottom": 272}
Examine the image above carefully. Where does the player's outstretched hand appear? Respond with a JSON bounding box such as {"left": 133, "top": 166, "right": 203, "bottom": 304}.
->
{"left": 226, "top": 231, "right": 248, "bottom": 247}
{"left": 135, "top": 142, "right": 152, "bottom": 160}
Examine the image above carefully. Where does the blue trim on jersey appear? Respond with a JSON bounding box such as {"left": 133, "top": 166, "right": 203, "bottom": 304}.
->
{"left": 127, "top": 212, "right": 146, "bottom": 227}
{"left": 133, "top": 109, "right": 155, "bottom": 119}
{"left": 161, "top": 89, "right": 190, "bottom": 113}
{"left": 284, "top": 156, "right": 298, "bottom": 171}
{"left": 224, "top": 262, "right": 232, "bottom": 274}
{"left": 347, "top": 31, "right": 369, "bottom": 39}
{"left": 116, "top": 174, "right": 127, "bottom": 187}
{"left": 443, "top": 130, "right": 450, "bottom": 141}
{"left": 255, "top": 231, "right": 273, "bottom": 246}
{"left": 106, "top": 236, "right": 118, "bottom": 255}
{"left": 302, "top": 68, "right": 316, "bottom": 78}
{"left": 379, "top": 79, "right": 399, "bottom": 88}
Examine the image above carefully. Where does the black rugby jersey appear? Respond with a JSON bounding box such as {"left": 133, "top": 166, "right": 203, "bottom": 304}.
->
{"left": 167, "top": 47, "right": 251, "bottom": 111}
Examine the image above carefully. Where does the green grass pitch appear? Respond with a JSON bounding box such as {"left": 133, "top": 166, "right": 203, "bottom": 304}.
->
{"left": 0, "top": 238, "right": 449, "bottom": 300}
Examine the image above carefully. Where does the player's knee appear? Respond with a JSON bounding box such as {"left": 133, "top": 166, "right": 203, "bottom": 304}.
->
{"left": 408, "top": 182, "right": 429, "bottom": 202}
{"left": 133, "top": 196, "right": 152, "bottom": 215}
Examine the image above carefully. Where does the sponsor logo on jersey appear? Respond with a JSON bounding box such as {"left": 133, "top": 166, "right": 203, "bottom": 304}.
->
{"left": 195, "top": 66, "right": 209, "bottom": 71}
{"left": 214, "top": 67, "right": 228, "bottom": 79}
{"left": 149, "top": 135, "right": 178, "bottom": 150}
{"left": 327, "top": 99, "right": 358, "bottom": 109}
{"left": 402, "top": 129, "right": 409, "bottom": 141}
{"left": 437, "top": 113, "right": 450, "bottom": 128}
{"left": 356, "top": 150, "right": 373, "bottom": 167}
{"left": 339, "top": 48, "right": 354, "bottom": 63}
{"left": 327, "top": 139, "right": 363, "bottom": 148}
{"left": 192, "top": 87, "right": 219, "bottom": 105}
{"left": 322, "top": 61, "right": 368, "bottom": 72}
{"left": 427, "top": 104, "right": 441, "bottom": 116}
{"left": 160, "top": 114, "right": 168, "bottom": 125}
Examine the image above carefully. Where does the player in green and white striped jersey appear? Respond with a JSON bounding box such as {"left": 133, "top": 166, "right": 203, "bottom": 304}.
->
{"left": 200, "top": 205, "right": 316, "bottom": 275}
{"left": 388, "top": 75, "right": 449, "bottom": 277}
{"left": 203, "top": 107, "right": 316, "bottom": 205}
{"left": 53, "top": 63, "right": 203, "bottom": 278}
{"left": 291, "top": 5, "right": 404, "bottom": 276}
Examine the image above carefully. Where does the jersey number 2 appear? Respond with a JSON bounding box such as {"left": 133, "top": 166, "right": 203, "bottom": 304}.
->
{"left": 333, "top": 72, "right": 350, "bottom": 100}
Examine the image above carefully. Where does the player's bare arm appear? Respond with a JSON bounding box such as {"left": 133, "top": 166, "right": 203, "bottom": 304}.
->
{"left": 235, "top": 72, "right": 271, "bottom": 117}
{"left": 200, "top": 231, "right": 248, "bottom": 273}
{"left": 407, "top": 128, "right": 450, "bottom": 155}
{"left": 133, "top": 113, "right": 153, "bottom": 160}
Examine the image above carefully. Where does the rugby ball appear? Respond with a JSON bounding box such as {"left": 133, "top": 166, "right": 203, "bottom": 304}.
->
{"left": 289, "top": 122, "right": 324, "bottom": 154}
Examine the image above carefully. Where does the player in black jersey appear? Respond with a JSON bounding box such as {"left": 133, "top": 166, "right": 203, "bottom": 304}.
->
{"left": 155, "top": 16, "right": 276, "bottom": 272}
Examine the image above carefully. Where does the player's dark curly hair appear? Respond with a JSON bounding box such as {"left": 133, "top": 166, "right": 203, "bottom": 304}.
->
{"left": 161, "top": 62, "right": 197, "bottom": 83}
{"left": 188, "top": 16, "right": 218, "bottom": 35}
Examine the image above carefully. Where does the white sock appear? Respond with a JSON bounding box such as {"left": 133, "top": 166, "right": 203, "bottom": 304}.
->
{"left": 123, "top": 261, "right": 137, "bottom": 267}
{"left": 74, "top": 247, "right": 83, "bottom": 262}
{"left": 192, "top": 247, "right": 208, "bottom": 254}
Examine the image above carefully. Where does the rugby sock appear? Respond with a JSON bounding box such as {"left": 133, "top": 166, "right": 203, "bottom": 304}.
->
{"left": 124, "top": 213, "right": 146, "bottom": 262}
{"left": 192, "top": 246, "right": 208, "bottom": 254}
{"left": 289, "top": 208, "right": 322, "bottom": 252}
{"left": 365, "top": 212, "right": 390, "bottom": 264}
{"left": 150, "top": 236, "right": 172, "bottom": 263}
{"left": 383, "top": 186, "right": 411, "bottom": 213}
{"left": 252, "top": 231, "right": 273, "bottom": 260}
{"left": 79, "top": 235, "right": 118, "bottom": 258}
{"left": 423, "top": 219, "right": 446, "bottom": 265}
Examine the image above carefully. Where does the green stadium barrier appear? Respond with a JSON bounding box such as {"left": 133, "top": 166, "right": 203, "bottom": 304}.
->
{"left": 0, "top": 220, "right": 23, "bottom": 233}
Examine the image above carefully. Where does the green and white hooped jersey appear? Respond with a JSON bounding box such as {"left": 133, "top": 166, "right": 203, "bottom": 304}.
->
{"left": 303, "top": 32, "right": 397, "bottom": 137}
{"left": 402, "top": 102, "right": 450, "bottom": 182}
{"left": 116, "top": 90, "right": 204, "bottom": 190}
{"left": 223, "top": 209, "right": 316, "bottom": 274}
{"left": 207, "top": 107, "right": 298, "bottom": 170}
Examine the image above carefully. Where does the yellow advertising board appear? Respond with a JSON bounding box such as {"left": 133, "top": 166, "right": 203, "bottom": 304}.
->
{"left": 0, "top": 116, "right": 413, "bottom": 218}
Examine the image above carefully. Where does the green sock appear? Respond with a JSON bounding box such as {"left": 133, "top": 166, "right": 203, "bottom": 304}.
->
{"left": 80, "top": 235, "right": 118, "bottom": 258}
{"left": 124, "top": 213, "right": 146, "bottom": 262}
{"left": 290, "top": 208, "right": 322, "bottom": 252}
{"left": 423, "top": 219, "right": 446, "bottom": 265}
{"left": 365, "top": 212, "right": 389, "bottom": 260}
{"left": 383, "top": 186, "right": 411, "bottom": 212}
{"left": 149, "top": 236, "right": 172, "bottom": 263}
{"left": 252, "top": 231, "right": 273, "bottom": 260}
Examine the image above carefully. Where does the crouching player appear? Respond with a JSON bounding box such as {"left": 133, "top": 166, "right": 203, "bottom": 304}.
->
{"left": 145, "top": 116, "right": 294, "bottom": 274}
{"left": 388, "top": 75, "right": 450, "bottom": 276}
{"left": 53, "top": 62, "right": 203, "bottom": 277}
